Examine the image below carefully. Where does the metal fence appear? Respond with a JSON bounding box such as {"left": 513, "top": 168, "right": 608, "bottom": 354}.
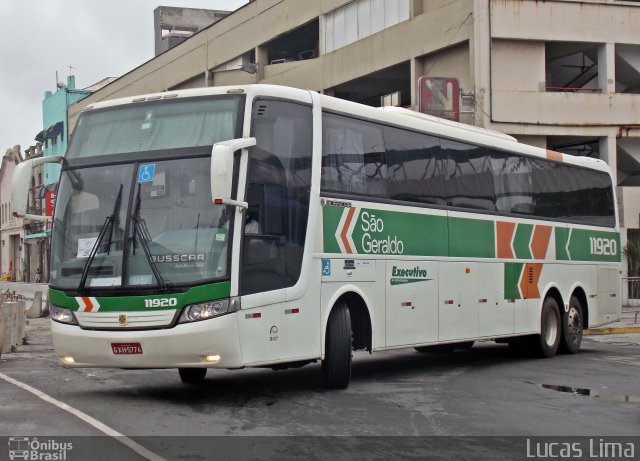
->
{"left": 622, "top": 277, "right": 640, "bottom": 307}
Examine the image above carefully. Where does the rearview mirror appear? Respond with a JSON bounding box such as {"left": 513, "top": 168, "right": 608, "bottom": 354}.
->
{"left": 211, "top": 138, "right": 256, "bottom": 209}
{"left": 11, "top": 156, "right": 63, "bottom": 221}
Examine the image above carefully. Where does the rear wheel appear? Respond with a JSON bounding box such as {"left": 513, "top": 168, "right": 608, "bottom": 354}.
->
{"left": 559, "top": 295, "right": 584, "bottom": 354}
{"left": 322, "top": 301, "right": 352, "bottom": 389}
{"left": 529, "top": 296, "right": 561, "bottom": 358}
{"left": 179, "top": 368, "right": 207, "bottom": 384}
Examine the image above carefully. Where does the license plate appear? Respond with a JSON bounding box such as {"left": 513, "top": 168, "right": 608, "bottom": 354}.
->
{"left": 111, "top": 342, "right": 143, "bottom": 355}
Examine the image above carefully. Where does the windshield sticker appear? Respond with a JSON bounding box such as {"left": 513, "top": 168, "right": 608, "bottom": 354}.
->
{"left": 215, "top": 233, "right": 226, "bottom": 242}
{"left": 141, "top": 111, "right": 153, "bottom": 130}
{"left": 150, "top": 171, "right": 166, "bottom": 197}
{"left": 89, "top": 277, "right": 122, "bottom": 287}
{"left": 77, "top": 237, "right": 98, "bottom": 258}
{"left": 129, "top": 275, "right": 153, "bottom": 285}
{"left": 138, "top": 164, "right": 156, "bottom": 183}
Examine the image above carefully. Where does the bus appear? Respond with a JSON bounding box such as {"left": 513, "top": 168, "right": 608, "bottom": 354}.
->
{"left": 11, "top": 84, "right": 620, "bottom": 389}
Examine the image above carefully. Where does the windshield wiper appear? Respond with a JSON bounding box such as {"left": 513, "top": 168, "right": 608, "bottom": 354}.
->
{"left": 131, "top": 184, "right": 168, "bottom": 290}
{"left": 78, "top": 184, "right": 123, "bottom": 293}
{"left": 104, "top": 184, "right": 123, "bottom": 255}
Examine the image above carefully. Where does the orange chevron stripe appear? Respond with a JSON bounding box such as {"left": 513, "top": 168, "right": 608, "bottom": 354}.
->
{"left": 82, "top": 297, "right": 93, "bottom": 312}
{"left": 520, "top": 263, "right": 543, "bottom": 299}
{"left": 340, "top": 207, "right": 356, "bottom": 254}
{"left": 531, "top": 225, "right": 552, "bottom": 260}
{"left": 496, "top": 221, "right": 516, "bottom": 259}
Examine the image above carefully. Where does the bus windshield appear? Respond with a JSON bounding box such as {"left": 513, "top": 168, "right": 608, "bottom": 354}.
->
{"left": 51, "top": 158, "right": 233, "bottom": 290}
{"left": 50, "top": 95, "right": 244, "bottom": 290}
{"left": 67, "top": 96, "right": 242, "bottom": 158}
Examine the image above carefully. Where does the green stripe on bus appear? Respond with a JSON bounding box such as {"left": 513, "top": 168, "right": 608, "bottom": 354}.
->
{"left": 322, "top": 206, "right": 343, "bottom": 254}
{"left": 322, "top": 202, "right": 619, "bottom": 262}
{"left": 49, "top": 281, "right": 231, "bottom": 312}
{"left": 448, "top": 217, "right": 494, "bottom": 258}
{"left": 513, "top": 223, "right": 534, "bottom": 259}
{"left": 567, "top": 229, "right": 621, "bottom": 263}
{"left": 555, "top": 227, "right": 620, "bottom": 262}
{"left": 555, "top": 227, "right": 570, "bottom": 261}
{"left": 504, "top": 263, "right": 523, "bottom": 299}
{"left": 350, "top": 209, "right": 449, "bottom": 256}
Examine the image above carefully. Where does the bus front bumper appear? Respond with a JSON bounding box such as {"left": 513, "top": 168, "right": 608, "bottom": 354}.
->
{"left": 50, "top": 313, "right": 243, "bottom": 369}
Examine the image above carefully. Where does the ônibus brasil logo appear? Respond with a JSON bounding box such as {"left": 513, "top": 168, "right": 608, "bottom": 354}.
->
{"left": 390, "top": 266, "right": 432, "bottom": 286}
{"left": 8, "top": 437, "right": 73, "bottom": 460}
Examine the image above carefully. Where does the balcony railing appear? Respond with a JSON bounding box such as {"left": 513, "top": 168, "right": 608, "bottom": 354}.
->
{"left": 545, "top": 87, "right": 602, "bottom": 93}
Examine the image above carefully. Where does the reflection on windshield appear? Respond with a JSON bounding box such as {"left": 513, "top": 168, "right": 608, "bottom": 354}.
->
{"left": 51, "top": 157, "right": 232, "bottom": 290}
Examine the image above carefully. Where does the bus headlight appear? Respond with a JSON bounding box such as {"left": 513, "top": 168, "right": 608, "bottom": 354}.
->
{"left": 50, "top": 305, "right": 78, "bottom": 325}
{"left": 179, "top": 298, "right": 239, "bottom": 324}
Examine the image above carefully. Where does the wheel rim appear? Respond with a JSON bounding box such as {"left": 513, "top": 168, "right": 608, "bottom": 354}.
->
{"left": 543, "top": 309, "right": 558, "bottom": 347}
{"left": 566, "top": 305, "right": 582, "bottom": 345}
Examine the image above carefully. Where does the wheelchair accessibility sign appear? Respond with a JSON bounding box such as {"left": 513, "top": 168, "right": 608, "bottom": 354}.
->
{"left": 322, "top": 259, "right": 331, "bottom": 277}
{"left": 138, "top": 164, "right": 155, "bottom": 183}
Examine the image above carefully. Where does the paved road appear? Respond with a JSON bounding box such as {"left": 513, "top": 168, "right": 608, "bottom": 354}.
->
{"left": 1, "top": 319, "right": 638, "bottom": 460}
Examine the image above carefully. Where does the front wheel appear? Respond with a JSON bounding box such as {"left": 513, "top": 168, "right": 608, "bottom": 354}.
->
{"left": 322, "top": 301, "right": 352, "bottom": 389}
{"left": 559, "top": 295, "right": 584, "bottom": 354}
{"left": 529, "top": 296, "right": 561, "bottom": 358}
{"left": 179, "top": 368, "right": 207, "bottom": 384}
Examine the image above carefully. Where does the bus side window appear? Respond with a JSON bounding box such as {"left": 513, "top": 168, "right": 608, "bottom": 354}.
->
{"left": 383, "top": 126, "right": 446, "bottom": 206}
{"left": 242, "top": 99, "right": 313, "bottom": 295}
{"left": 441, "top": 139, "right": 496, "bottom": 212}
{"left": 321, "top": 113, "right": 387, "bottom": 198}
{"left": 245, "top": 170, "right": 286, "bottom": 237}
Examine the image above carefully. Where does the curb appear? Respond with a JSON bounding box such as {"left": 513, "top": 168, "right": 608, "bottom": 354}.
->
{"left": 584, "top": 326, "right": 640, "bottom": 336}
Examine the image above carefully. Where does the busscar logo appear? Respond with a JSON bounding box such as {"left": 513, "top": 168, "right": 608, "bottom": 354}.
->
{"left": 8, "top": 437, "right": 73, "bottom": 461}
{"left": 390, "top": 265, "right": 433, "bottom": 286}
{"left": 321, "top": 198, "right": 352, "bottom": 208}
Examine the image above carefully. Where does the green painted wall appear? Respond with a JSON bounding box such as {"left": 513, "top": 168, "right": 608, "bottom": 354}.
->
{"left": 42, "top": 75, "right": 92, "bottom": 185}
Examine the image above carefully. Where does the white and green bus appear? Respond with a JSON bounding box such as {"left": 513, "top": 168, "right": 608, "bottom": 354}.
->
{"left": 12, "top": 85, "right": 620, "bottom": 389}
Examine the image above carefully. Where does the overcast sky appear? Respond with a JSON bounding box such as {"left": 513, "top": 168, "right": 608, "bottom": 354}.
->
{"left": 0, "top": 0, "right": 248, "bottom": 153}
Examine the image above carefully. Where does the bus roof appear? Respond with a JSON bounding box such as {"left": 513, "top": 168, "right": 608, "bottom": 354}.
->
{"left": 81, "top": 84, "right": 613, "bottom": 176}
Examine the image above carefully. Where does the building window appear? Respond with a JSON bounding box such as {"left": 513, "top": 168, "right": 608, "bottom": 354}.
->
{"left": 323, "top": 0, "right": 409, "bottom": 54}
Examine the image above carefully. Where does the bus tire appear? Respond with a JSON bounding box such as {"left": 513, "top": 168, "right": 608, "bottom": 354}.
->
{"left": 179, "top": 367, "right": 207, "bottom": 384}
{"left": 322, "top": 301, "right": 352, "bottom": 389}
{"left": 530, "top": 296, "right": 561, "bottom": 358}
{"left": 559, "top": 295, "right": 583, "bottom": 354}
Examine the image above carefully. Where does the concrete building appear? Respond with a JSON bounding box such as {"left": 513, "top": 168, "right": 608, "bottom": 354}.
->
{"left": 22, "top": 143, "right": 47, "bottom": 283}
{"left": 0, "top": 146, "right": 25, "bottom": 281}
{"left": 13, "top": 75, "right": 115, "bottom": 283}
{"left": 38, "top": 75, "right": 97, "bottom": 187}
{"left": 67, "top": 0, "right": 640, "bottom": 250}
{"left": 154, "top": 6, "right": 231, "bottom": 56}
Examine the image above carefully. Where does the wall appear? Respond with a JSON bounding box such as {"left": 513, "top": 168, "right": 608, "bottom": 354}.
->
{"left": 486, "top": 0, "right": 640, "bottom": 137}
{"left": 621, "top": 187, "right": 640, "bottom": 229}
{"left": 491, "top": 39, "right": 544, "bottom": 92}
{"left": 0, "top": 147, "right": 25, "bottom": 281}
